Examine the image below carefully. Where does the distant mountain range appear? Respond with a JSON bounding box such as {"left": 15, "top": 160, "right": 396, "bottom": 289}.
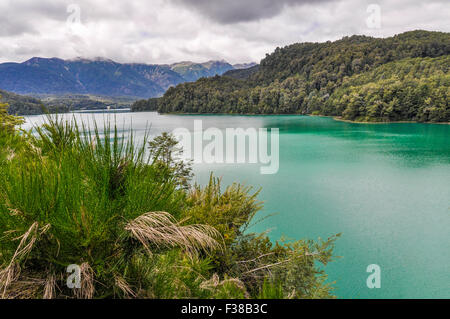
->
{"left": 0, "top": 57, "right": 256, "bottom": 98}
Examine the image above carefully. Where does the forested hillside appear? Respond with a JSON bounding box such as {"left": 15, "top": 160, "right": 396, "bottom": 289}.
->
{"left": 143, "top": 31, "right": 449, "bottom": 123}
{"left": 0, "top": 90, "right": 68, "bottom": 115}
{"left": 0, "top": 90, "right": 136, "bottom": 115}
{"left": 325, "top": 57, "right": 449, "bottom": 122}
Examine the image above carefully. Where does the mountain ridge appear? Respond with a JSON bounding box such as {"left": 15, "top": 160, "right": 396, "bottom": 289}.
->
{"left": 0, "top": 57, "right": 255, "bottom": 98}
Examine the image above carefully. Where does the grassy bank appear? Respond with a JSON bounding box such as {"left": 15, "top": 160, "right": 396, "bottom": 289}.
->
{"left": 0, "top": 109, "right": 339, "bottom": 299}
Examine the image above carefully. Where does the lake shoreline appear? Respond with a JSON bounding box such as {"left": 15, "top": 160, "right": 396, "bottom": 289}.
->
{"left": 134, "top": 110, "right": 450, "bottom": 125}
{"left": 331, "top": 116, "right": 450, "bottom": 125}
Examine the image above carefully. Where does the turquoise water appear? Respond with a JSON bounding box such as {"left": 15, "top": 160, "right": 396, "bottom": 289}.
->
{"left": 23, "top": 111, "right": 450, "bottom": 299}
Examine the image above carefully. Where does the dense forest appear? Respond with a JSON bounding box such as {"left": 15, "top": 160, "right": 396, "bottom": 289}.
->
{"left": 0, "top": 102, "right": 339, "bottom": 299}
{"left": 131, "top": 97, "right": 160, "bottom": 112}
{"left": 133, "top": 31, "right": 450, "bottom": 123}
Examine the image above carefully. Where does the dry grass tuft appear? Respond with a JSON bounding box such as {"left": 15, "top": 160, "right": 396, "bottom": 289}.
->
{"left": 115, "top": 276, "right": 136, "bottom": 298}
{"left": 43, "top": 273, "right": 56, "bottom": 299}
{"left": 125, "top": 212, "right": 223, "bottom": 257}
{"left": 0, "top": 263, "right": 20, "bottom": 298}
{"left": 1, "top": 276, "right": 45, "bottom": 299}
{"left": 5, "top": 147, "right": 15, "bottom": 161}
{"left": 74, "top": 263, "right": 95, "bottom": 299}
{"left": 0, "top": 222, "right": 50, "bottom": 298}
{"left": 200, "top": 273, "right": 250, "bottom": 298}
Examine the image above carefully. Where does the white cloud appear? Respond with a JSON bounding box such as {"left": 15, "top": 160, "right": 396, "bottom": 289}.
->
{"left": 0, "top": 0, "right": 448, "bottom": 64}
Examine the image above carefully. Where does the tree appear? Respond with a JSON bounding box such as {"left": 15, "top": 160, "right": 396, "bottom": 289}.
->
{"left": 148, "top": 132, "right": 193, "bottom": 189}
{"left": 0, "top": 95, "right": 24, "bottom": 133}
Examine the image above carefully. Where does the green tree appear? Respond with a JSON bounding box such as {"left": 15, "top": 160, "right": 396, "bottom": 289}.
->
{"left": 0, "top": 95, "right": 24, "bottom": 132}
{"left": 148, "top": 132, "right": 193, "bottom": 189}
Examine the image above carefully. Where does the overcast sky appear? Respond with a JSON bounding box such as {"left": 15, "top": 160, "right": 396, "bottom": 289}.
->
{"left": 1, "top": 0, "right": 448, "bottom": 64}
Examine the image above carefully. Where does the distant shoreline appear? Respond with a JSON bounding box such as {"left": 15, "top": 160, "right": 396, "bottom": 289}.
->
{"left": 132, "top": 110, "right": 450, "bottom": 125}
{"left": 331, "top": 116, "right": 450, "bottom": 125}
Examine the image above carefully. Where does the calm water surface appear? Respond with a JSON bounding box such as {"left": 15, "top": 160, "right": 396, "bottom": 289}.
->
{"left": 23, "top": 111, "right": 450, "bottom": 299}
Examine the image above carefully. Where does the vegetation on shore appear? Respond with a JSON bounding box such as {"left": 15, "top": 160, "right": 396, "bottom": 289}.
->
{"left": 131, "top": 97, "right": 159, "bottom": 112}
{"left": 132, "top": 31, "right": 449, "bottom": 123}
{"left": 0, "top": 96, "right": 24, "bottom": 131}
{"left": 0, "top": 90, "right": 60, "bottom": 116}
{"left": 0, "top": 92, "right": 137, "bottom": 116}
{"left": 0, "top": 107, "right": 339, "bottom": 299}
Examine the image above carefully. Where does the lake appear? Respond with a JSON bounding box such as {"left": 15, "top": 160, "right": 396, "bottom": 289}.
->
{"left": 22, "top": 110, "right": 450, "bottom": 299}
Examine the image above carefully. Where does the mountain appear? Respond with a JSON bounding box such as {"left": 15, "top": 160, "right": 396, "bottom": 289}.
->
{"left": 0, "top": 57, "right": 178, "bottom": 98}
{"left": 0, "top": 58, "right": 248, "bottom": 98}
{"left": 169, "top": 60, "right": 234, "bottom": 82}
{"left": 151, "top": 30, "right": 450, "bottom": 123}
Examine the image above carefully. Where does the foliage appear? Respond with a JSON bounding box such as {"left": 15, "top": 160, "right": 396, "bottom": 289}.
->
{"left": 0, "top": 90, "right": 53, "bottom": 116}
{"left": 131, "top": 97, "right": 159, "bottom": 112}
{"left": 148, "top": 132, "right": 193, "bottom": 189}
{"left": 185, "top": 175, "right": 261, "bottom": 245}
{"left": 0, "top": 95, "right": 24, "bottom": 133}
{"left": 1, "top": 90, "right": 139, "bottom": 116}
{"left": 326, "top": 57, "right": 449, "bottom": 122}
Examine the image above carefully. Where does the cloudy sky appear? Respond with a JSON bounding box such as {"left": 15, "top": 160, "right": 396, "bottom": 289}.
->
{"left": 1, "top": 0, "right": 448, "bottom": 64}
